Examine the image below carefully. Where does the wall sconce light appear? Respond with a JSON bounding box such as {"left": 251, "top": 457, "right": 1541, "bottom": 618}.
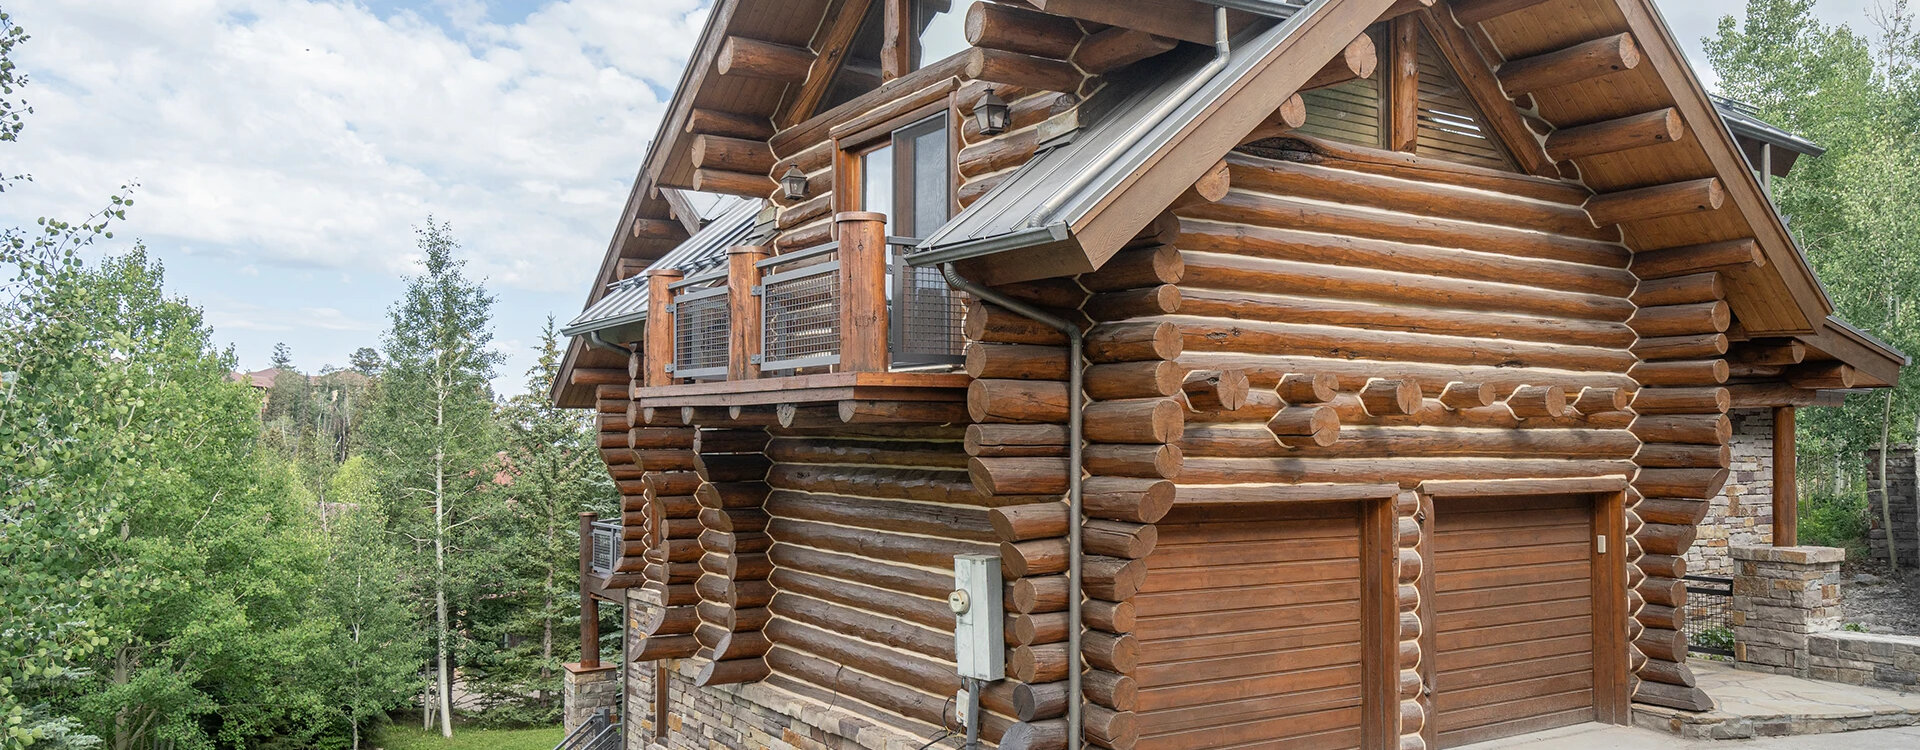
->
{"left": 975, "top": 88, "right": 1010, "bottom": 136}
{"left": 780, "top": 164, "right": 809, "bottom": 201}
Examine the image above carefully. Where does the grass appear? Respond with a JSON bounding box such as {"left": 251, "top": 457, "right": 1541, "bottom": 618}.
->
{"left": 373, "top": 722, "right": 565, "bottom": 750}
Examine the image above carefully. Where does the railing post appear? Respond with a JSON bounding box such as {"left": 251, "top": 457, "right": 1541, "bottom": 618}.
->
{"left": 728, "top": 245, "right": 769, "bottom": 380}
{"left": 643, "top": 269, "right": 683, "bottom": 388}
{"left": 835, "top": 211, "right": 889, "bottom": 372}
{"left": 578, "top": 511, "right": 601, "bottom": 669}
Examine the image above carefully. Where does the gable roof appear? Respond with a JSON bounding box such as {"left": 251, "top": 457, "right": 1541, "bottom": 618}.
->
{"left": 910, "top": 0, "right": 1400, "bottom": 281}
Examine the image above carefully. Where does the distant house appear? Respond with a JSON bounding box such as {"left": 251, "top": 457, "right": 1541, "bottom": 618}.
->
{"left": 549, "top": 2, "right": 1906, "bottom": 749}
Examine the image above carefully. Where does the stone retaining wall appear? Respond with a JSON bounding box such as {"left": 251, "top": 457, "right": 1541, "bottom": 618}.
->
{"left": 1866, "top": 446, "right": 1919, "bottom": 564}
{"left": 1809, "top": 631, "right": 1920, "bottom": 693}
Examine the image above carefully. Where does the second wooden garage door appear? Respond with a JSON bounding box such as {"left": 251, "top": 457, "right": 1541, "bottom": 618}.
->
{"left": 1134, "top": 502, "right": 1365, "bottom": 750}
{"left": 1430, "top": 495, "right": 1597, "bottom": 748}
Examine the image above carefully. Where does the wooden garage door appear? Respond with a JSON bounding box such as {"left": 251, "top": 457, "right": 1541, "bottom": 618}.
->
{"left": 1135, "top": 503, "right": 1365, "bottom": 750}
{"left": 1431, "top": 495, "right": 1597, "bottom": 748}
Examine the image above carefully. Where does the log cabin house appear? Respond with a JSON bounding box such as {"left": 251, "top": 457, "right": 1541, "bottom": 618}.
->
{"left": 550, "top": 0, "right": 1908, "bottom": 748}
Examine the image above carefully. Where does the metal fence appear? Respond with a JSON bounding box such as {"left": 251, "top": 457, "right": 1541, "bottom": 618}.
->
{"left": 889, "top": 239, "right": 966, "bottom": 367}
{"left": 589, "top": 521, "right": 621, "bottom": 577}
{"left": 759, "top": 243, "right": 843, "bottom": 372}
{"left": 671, "top": 270, "right": 730, "bottom": 380}
{"left": 1683, "top": 574, "right": 1735, "bottom": 657}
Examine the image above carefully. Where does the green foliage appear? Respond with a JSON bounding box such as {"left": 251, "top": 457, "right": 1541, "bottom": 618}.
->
{"left": 1709, "top": 1, "right": 1920, "bottom": 476}
{"left": 358, "top": 219, "right": 503, "bottom": 737}
{"left": 0, "top": 7, "right": 30, "bottom": 191}
{"left": 308, "top": 494, "right": 425, "bottom": 749}
{"left": 460, "top": 321, "right": 616, "bottom": 725}
{"left": 374, "top": 722, "right": 563, "bottom": 750}
{"left": 1798, "top": 489, "right": 1872, "bottom": 558}
{"left": 1692, "top": 626, "right": 1737, "bottom": 654}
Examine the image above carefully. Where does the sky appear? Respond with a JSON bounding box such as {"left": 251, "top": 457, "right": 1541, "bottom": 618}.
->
{"left": 0, "top": 0, "right": 1891, "bottom": 394}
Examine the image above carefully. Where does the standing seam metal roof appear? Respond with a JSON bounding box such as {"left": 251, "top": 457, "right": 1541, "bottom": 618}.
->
{"left": 560, "top": 196, "right": 762, "bottom": 338}
{"left": 908, "top": 0, "right": 1324, "bottom": 265}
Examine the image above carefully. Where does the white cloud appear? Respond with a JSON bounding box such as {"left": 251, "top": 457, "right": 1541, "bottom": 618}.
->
{"left": 201, "top": 297, "right": 375, "bottom": 333}
{"left": 2, "top": 0, "right": 708, "bottom": 294}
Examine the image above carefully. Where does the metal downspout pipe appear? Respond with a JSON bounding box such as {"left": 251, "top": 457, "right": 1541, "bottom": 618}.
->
{"left": 1020, "top": 7, "right": 1232, "bottom": 230}
{"left": 940, "top": 263, "right": 1086, "bottom": 750}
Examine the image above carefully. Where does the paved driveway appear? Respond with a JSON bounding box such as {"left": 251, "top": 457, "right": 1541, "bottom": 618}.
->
{"left": 1460, "top": 722, "right": 1920, "bottom": 748}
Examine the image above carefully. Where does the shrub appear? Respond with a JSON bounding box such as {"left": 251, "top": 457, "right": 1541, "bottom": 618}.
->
{"left": 1799, "top": 489, "right": 1871, "bottom": 559}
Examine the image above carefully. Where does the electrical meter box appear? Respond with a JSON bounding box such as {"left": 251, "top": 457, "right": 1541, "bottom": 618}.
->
{"left": 951, "top": 554, "right": 1004, "bottom": 681}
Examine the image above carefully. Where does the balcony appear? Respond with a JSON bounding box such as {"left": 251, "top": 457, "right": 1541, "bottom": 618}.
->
{"left": 633, "top": 212, "right": 971, "bottom": 408}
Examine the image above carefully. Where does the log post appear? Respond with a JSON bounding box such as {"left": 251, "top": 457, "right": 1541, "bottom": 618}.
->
{"left": 579, "top": 511, "right": 600, "bottom": 669}
{"left": 837, "top": 212, "right": 890, "bottom": 372}
{"left": 644, "top": 269, "right": 683, "bottom": 388}
{"left": 1774, "top": 405, "right": 1797, "bottom": 547}
{"left": 727, "top": 246, "right": 769, "bottom": 380}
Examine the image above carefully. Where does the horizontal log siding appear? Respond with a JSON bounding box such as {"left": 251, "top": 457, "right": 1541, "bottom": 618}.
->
{"left": 758, "top": 427, "right": 1024, "bottom": 743}
{"left": 1160, "top": 152, "right": 1639, "bottom": 490}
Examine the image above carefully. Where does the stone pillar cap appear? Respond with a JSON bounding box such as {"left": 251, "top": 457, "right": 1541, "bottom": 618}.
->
{"left": 1730, "top": 545, "right": 1847, "bottom": 564}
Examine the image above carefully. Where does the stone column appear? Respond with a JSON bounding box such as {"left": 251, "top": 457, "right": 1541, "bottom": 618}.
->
{"left": 1730, "top": 545, "right": 1844, "bottom": 676}
{"left": 1866, "top": 446, "right": 1917, "bottom": 565}
{"left": 562, "top": 661, "right": 621, "bottom": 736}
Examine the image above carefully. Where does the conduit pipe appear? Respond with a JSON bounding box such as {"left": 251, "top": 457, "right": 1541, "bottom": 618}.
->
{"left": 1021, "top": 7, "right": 1232, "bottom": 229}
{"left": 940, "top": 263, "right": 1087, "bottom": 750}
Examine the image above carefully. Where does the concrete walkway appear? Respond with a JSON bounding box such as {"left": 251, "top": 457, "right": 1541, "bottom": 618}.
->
{"left": 1634, "top": 660, "right": 1920, "bottom": 739}
{"left": 1460, "top": 722, "right": 1920, "bottom": 749}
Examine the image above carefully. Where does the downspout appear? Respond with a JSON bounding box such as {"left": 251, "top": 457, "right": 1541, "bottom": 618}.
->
{"left": 940, "top": 263, "right": 1086, "bottom": 750}
{"left": 1021, "top": 7, "right": 1233, "bottom": 229}
{"left": 587, "top": 330, "right": 635, "bottom": 357}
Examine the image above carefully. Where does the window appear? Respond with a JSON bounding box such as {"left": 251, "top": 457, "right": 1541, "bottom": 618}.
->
{"left": 819, "top": 0, "right": 972, "bottom": 112}
{"left": 849, "top": 114, "right": 952, "bottom": 239}
{"left": 1291, "top": 22, "right": 1513, "bottom": 170}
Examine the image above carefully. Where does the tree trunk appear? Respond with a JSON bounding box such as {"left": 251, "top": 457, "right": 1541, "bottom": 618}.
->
{"left": 436, "top": 373, "right": 455, "bottom": 737}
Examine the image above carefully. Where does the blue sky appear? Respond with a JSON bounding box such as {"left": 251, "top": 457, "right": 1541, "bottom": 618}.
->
{"left": 0, "top": 0, "right": 1887, "bottom": 394}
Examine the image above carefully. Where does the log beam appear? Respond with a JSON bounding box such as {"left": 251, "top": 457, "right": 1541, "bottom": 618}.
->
{"left": 1545, "top": 108, "right": 1684, "bottom": 161}
{"left": 1497, "top": 33, "right": 1641, "bottom": 94}
{"left": 717, "top": 36, "right": 814, "bottom": 83}
{"left": 1303, "top": 34, "right": 1379, "bottom": 91}
{"left": 1585, "top": 178, "right": 1724, "bottom": 226}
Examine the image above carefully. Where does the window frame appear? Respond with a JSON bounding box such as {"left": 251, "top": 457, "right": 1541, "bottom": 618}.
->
{"left": 832, "top": 99, "right": 959, "bottom": 241}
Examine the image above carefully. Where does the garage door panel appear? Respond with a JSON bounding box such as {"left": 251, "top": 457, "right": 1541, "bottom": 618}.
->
{"left": 1139, "top": 504, "right": 1364, "bottom": 750}
{"left": 1137, "top": 600, "right": 1360, "bottom": 641}
{"left": 1142, "top": 621, "right": 1355, "bottom": 663}
{"left": 1435, "top": 541, "right": 1592, "bottom": 571}
{"left": 1434, "top": 578, "right": 1589, "bottom": 611}
{"left": 1436, "top": 597, "right": 1592, "bottom": 633}
{"left": 1436, "top": 652, "right": 1594, "bottom": 692}
{"left": 1432, "top": 495, "right": 1596, "bottom": 748}
{"left": 1433, "top": 523, "right": 1589, "bottom": 552}
{"left": 1139, "top": 664, "right": 1362, "bottom": 712}
{"left": 1145, "top": 705, "right": 1363, "bottom": 750}
{"left": 1433, "top": 561, "right": 1588, "bottom": 592}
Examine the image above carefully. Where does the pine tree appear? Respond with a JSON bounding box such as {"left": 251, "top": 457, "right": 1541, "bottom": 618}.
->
{"left": 359, "top": 219, "right": 501, "bottom": 738}
{"left": 464, "top": 319, "right": 617, "bottom": 723}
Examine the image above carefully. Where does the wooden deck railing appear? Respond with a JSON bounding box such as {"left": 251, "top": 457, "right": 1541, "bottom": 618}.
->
{"left": 649, "top": 211, "right": 964, "bottom": 384}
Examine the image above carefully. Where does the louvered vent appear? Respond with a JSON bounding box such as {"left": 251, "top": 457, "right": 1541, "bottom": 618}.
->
{"left": 1413, "top": 28, "right": 1513, "bottom": 170}
{"left": 1297, "top": 76, "right": 1383, "bottom": 148}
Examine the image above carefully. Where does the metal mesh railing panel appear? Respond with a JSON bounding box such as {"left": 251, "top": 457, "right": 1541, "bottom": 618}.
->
{"left": 673, "top": 289, "right": 729, "bottom": 378}
{"left": 761, "top": 264, "right": 841, "bottom": 369}
{"left": 1684, "top": 575, "right": 1735, "bottom": 656}
{"left": 891, "top": 258, "right": 966, "bottom": 366}
{"left": 589, "top": 522, "right": 619, "bottom": 575}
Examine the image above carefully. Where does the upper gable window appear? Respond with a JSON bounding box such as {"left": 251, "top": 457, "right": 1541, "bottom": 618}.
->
{"left": 847, "top": 114, "right": 952, "bottom": 239}
{"left": 1294, "top": 22, "right": 1513, "bottom": 171}
{"left": 819, "top": 0, "right": 972, "bottom": 112}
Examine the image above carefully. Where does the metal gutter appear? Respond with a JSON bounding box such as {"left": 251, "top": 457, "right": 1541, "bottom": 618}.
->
{"left": 904, "top": 224, "right": 1071, "bottom": 268}
{"left": 940, "top": 263, "right": 1087, "bottom": 750}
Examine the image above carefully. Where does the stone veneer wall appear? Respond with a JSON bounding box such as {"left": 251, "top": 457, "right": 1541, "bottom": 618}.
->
{"left": 1690, "top": 409, "right": 1777, "bottom": 577}
{"left": 622, "top": 590, "right": 935, "bottom": 750}
{"left": 1866, "top": 446, "right": 1919, "bottom": 564}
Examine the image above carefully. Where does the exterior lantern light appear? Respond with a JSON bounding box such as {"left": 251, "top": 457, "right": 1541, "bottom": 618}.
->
{"left": 975, "top": 88, "right": 1010, "bottom": 136}
{"left": 780, "top": 164, "right": 809, "bottom": 201}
